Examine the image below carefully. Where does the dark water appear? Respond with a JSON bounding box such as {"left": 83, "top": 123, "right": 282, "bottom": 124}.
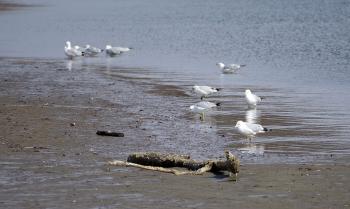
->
{"left": 0, "top": 0, "right": 349, "bottom": 162}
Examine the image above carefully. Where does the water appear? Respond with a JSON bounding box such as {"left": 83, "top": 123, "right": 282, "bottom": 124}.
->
{"left": 0, "top": 0, "right": 349, "bottom": 162}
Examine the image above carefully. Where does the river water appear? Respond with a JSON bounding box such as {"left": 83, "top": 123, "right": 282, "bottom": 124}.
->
{"left": 1, "top": 0, "right": 349, "bottom": 163}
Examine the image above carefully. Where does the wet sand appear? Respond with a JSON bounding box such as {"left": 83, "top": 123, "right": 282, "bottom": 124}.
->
{"left": 0, "top": 57, "right": 349, "bottom": 209}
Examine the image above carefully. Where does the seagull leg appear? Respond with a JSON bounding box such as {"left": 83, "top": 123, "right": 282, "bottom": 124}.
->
{"left": 200, "top": 112, "right": 205, "bottom": 121}
{"left": 247, "top": 137, "right": 252, "bottom": 142}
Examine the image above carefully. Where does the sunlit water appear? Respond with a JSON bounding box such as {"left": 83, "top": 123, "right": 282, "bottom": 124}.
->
{"left": 1, "top": 0, "right": 349, "bottom": 163}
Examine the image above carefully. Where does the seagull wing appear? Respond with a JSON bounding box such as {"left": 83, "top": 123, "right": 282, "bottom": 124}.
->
{"left": 114, "top": 47, "right": 130, "bottom": 52}
{"left": 199, "top": 86, "right": 217, "bottom": 93}
{"left": 65, "top": 48, "right": 81, "bottom": 57}
{"left": 238, "top": 124, "right": 256, "bottom": 136}
{"left": 253, "top": 94, "right": 262, "bottom": 102}
{"left": 245, "top": 122, "right": 265, "bottom": 133}
{"left": 229, "top": 64, "right": 240, "bottom": 70}
{"left": 197, "top": 101, "right": 216, "bottom": 108}
{"left": 87, "top": 46, "right": 101, "bottom": 53}
{"left": 222, "top": 66, "right": 235, "bottom": 73}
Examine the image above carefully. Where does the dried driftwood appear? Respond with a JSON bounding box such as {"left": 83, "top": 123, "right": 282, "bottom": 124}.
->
{"left": 108, "top": 151, "right": 239, "bottom": 177}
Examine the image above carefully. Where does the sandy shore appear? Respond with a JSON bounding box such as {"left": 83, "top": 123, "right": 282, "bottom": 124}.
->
{"left": 0, "top": 57, "right": 349, "bottom": 209}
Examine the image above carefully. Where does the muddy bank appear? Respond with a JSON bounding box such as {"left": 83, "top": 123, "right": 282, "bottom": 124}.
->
{"left": 0, "top": 58, "right": 349, "bottom": 209}
{"left": 0, "top": 1, "right": 33, "bottom": 11}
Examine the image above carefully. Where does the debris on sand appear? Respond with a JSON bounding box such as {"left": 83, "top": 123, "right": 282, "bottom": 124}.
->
{"left": 109, "top": 151, "right": 239, "bottom": 179}
{"left": 96, "top": 130, "right": 124, "bottom": 137}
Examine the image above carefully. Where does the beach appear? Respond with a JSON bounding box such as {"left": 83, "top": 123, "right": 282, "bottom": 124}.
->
{"left": 0, "top": 57, "right": 349, "bottom": 209}
{"left": 1, "top": 0, "right": 350, "bottom": 208}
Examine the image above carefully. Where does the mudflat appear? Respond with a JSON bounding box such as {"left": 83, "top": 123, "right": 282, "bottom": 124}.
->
{"left": 0, "top": 58, "right": 349, "bottom": 209}
{"left": 0, "top": 1, "right": 31, "bottom": 11}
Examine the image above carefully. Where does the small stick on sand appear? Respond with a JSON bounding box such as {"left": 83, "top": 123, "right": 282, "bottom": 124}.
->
{"left": 96, "top": 130, "right": 124, "bottom": 137}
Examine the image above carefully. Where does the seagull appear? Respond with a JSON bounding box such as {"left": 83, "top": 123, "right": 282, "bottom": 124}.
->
{"left": 196, "top": 101, "right": 221, "bottom": 108}
{"left": 190, "top": 101, "right": 220, "bottom": 120}
{"left": 235, "top": 120, "right": 270, "bottom": 140}
{"left": 74, "top": 45, "right": 86, "bottom": 53}
{"left": 216, "top": 62, "right": 246, "bottom": 74}
{"left": 105, "top": 45, "right": 132, "bottom": 56}
{"left": 64, "top": 41, "right": 84, "bottom": 59}
{"left": 245, "top": 89, "right": 263, "bottom": 107}
{"left": 114, "top": 46, "right": 132, "bottom": 52}
{"left": 192, "top": 85, "right": 221, "bottom": 100}
{"left": 84, "top": 44, "right": 103, "bottom": 56}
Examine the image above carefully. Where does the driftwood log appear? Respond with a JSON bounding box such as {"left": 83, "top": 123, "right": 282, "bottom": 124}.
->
{"left": 108, "top": 151, "right": 239, "bottom": 177}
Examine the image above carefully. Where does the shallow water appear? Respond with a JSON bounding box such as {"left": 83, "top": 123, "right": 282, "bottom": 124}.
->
{"left": 0, "top": 0, "right": 349, "bottom": 162}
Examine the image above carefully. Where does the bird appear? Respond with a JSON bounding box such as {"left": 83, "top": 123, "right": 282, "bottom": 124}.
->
{"left": 235, "top": 120, "right": 270, "bottom": 140}
{"left": 113, "top": 46, "right": 132, "bottom": 52}
{"left": 245, "top": 89, "right": 263, "bottom": 107}
{"left": 84, "top": 44, "right": 103, "bottom": 56}
{"left": 216, "top": 62, "right": 246, "bottom": 74}
{"left": 192, "top": 85, "right": 221, "bottom": 100}
{"left": 64, "top": 41, "right": 84, "bottom": 59}
{"left": 196, "top": 101, "right": 221, "bottom": 109}
{"left": 190, "top": 101, "right": 220, "bottom": 120}
{"left": 105, "top": 45, "right": 132, "bottom": 56}
{"left": 74, "top": 45, "right": 86, "bottom": 53}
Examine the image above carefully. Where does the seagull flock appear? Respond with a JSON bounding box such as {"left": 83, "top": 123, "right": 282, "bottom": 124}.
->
{"left": 64, "top": 41, "right": 269, "bottom": 141}
{"left": 190, "top": 63, "right": 271, "bottom": 141}
{"left": 64, "top": 41, "right": 132, "bottom": 59}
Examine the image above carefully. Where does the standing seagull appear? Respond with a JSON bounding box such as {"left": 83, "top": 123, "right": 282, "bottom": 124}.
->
{"left": 235, "top": 120, "right": 270, "bottom": 140}
{"left": 64, "top": 41, "right": 84, "bottom": 59}
{"left": 196, "top": 101, "right": 221, "bottom": 109}
{"left": 192, "top": 85, "right": 221, "bottom": 100}
{"left": 245, "top": 89, "right": 263, "bottom": 107}
{"left": 74, "top": 45, "right": 85, "bottom": 53}
{"left": 84, "top": 44, "right": 103, "bottom": 56}
{"left": 190, "top": 101, "right": 219, "bottom": 120}
{"left": 105, "top": 45, "right": 132, "bottom": 56}
{"left": 216, "top": 62, "right": 246, "bottom": 74}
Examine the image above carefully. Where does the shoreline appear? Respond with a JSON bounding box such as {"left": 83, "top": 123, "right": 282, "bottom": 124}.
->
{"left": 0, "top": 57, "right": 349, "bottom": 208}
{"left": 0, "top": 1, "right": 34, "bottom": 11}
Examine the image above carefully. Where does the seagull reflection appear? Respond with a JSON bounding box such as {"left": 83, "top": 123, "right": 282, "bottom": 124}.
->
{"left": 66, "top": 60, "right": 72, "bottom": 71}
{"left": 238, "top": 143, "right": 265, "bottom": 155}
{"left": 65, "top": 59, "right": 83, "bottom": 71}
{"left": 245, "top": 107, "right": 261, "bottom": 124}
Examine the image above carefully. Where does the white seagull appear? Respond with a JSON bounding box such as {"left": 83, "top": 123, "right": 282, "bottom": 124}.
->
{"left": 235, "top": 120, "right": 270, "bottom": 140}
{"left": 190, "top": 101, "right": 220, "bottom": 120}
{"left": 84, "top": 44, "right": 103, "bottom": 56}
{"left": 105, "top": 45, "right": 132, "bottom": 56}
{"left": 216, "top": 62, "right": 246, "bottom": 74}
{"left": 245, "top": 89, "right": 263, "bottom": 107}
{"left": 192, "top": 85, "right": 221, "bottom": 100}
{"left": 64, "top": 41, "right": 84, "bottom": 59}
{"left": 74, "top": 45, "right": 85, "bottom": 53}
{"left": 196, "top": 101, "right": 221, "bottom": 109}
